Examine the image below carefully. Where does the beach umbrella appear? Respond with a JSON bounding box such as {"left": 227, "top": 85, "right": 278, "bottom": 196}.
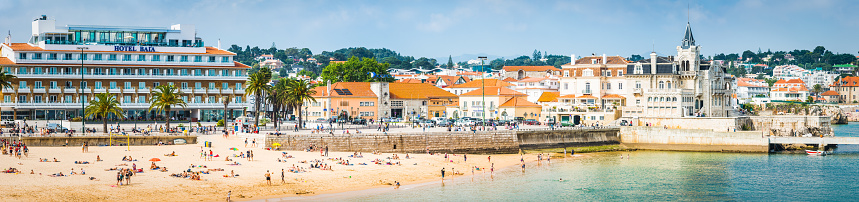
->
{"left": 229, "top": 147, "right": 238, "bottom": 151}
{"left": 272, "top": 143, "right": 282, "bottom": 147}
{"left": 149, "top": 158, "right": 161, "bottom": 162}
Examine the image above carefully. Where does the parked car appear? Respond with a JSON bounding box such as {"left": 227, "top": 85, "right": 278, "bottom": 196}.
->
{"left": 523, "top": 119, "right": 541, "bottom": 125}
{"left": 315, "top": 118, "right": 327, "bottom": 123}
{"left": 351, "top": 118, "right": 367, "bottom": 125}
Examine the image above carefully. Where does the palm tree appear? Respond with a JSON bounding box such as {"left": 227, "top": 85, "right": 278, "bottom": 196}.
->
{"left": 222, "top": 95, "right": 231, "bottom": 134}
{"left": 149, "top": 84, "right": 187, "bottom": 130}
{"left": 267, "top": 78, "right": 291, "bottom": 129}
{"left": 286, "top": 79, "right": 316, "bottom": 129}
{"left": 85, "top": 93, "right": 125, "bottom": 133}
{"left": 246, "top": 67, "right": 272, "bottom": 127}
{"left": 0, "top": 72, "right": 16, "bottom": 102}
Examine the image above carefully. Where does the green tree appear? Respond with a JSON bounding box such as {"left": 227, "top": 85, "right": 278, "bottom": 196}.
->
{"left": 268, "top": 78, "right": 291, "bottom": 129}
{"left": 321, "top": 56, "right": 393, "bottom": 83}
{"left": 812, "top": 84, "right": 823, "bottom": 94}
{"left": 286, "top": 79, "right": 316, "bottom": 129}
{"left": 0, "top": 72, "right": 16, "bottom": 102}
{"left": 149, "top": 84, "right": 187, "bottom": 130}
{"left": 246, "top": 67, "right": 272, "bottom": 126}
{"left": 222, "top": 95, "right": 231, "bottom": 134}
{"left": 447, "top": 55, "right": 454, "bottom": 69}
{"left": 85, "top": 93, "right": 125, "bottom": 133}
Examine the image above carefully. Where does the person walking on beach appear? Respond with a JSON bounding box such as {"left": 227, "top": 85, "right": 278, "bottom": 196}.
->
{"left": 246, "top": 150, "right": 251, "bottom": 161}
{"left": 488, "top": 155, "right": 491, "bottom": 162}
{"left": 226, "top": 191, "right": 231, "bottom": 202}
{"left": 325, "top": 146, "right": 329, "bottom": 157}
{"left": 281, "top": 169, "right": 285, "bottom": 184}
{"left": 252, "top": 139, "right": 257, "bottom": 147}
{"left": 244, "top": 138, "right": 248, "bottom": 147}
{"left": 441, "top": 168, "right": 445, "bottom": 180}
{"left": 265, "top": 171, "right": 271, "bottom": 185}
{"left": 249, "top": 150, "right": 254, "bottom": 161}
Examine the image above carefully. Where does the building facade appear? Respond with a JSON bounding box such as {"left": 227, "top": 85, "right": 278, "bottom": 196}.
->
{"left": 0, "top": 16, "right": 249, "bottom": 121}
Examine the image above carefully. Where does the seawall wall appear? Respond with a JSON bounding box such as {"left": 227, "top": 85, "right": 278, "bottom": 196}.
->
{"left": 5, "top": 136, "right": 198, "bottom": 147}
{"left": 619, "top": 126, "right": 768, "bottom": 152}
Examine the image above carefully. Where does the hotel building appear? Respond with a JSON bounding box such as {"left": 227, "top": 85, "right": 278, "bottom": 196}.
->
{"left": 0, "top": 16, "right": 250, "bottom": 121}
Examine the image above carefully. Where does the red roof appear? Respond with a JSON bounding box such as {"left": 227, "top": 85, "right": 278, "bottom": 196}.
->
{"left": 502, "top": 66, "right": 560, "bottom": 72}
{"left": 499, "top": 97, "right": 540, "bottom": 108}
{"left": 460, "top": 87, "right": 525, "bottom": 96}
{"left": 821, "top": 91, "right": 839, "bottom": 96}
{"left": 832, "top": 76, "right": 859, "bottom": 87}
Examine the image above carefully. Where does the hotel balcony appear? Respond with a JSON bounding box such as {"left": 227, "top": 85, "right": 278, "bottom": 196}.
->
{"left": 633, "top": 88, "right": 642, "bottom": 94}
{"left": 13, "top": 73, "right": 247, "bottom": 81}
{"left": 582, "top": 89, "right": 592, "bottom": 94}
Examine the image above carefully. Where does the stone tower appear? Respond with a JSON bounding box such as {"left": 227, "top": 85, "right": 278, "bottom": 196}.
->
{"left": 676, "top": 22, "right": 700, "bottom": 72}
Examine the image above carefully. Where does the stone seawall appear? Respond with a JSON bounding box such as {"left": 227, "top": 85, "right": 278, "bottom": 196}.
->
{"left": 267, "top": 128, "right": 621, "bottom": 154}
{"left": 619, "top": 126, "right": 768, "bottom": 152}
{"left": 6, "top": 136, "right": 198, "bottom": 147}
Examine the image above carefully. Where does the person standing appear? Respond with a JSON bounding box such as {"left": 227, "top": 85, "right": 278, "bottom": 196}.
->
{"left": 441, "top": 168, "right": 445, "bottom": 180}
{"left": 265, "top": 171, "right": 271, "bottom": 185}
{"left": 125, "top": 168, "right": 132, "bottom": 185}
{"left": 244, "top": 138, "right": 248, "bottom": 147}
{"left": 325, "top": 146, "right": 329, "bottom": 157}
{"left": 281, "top": 169, "right": 285, "bottom": 184}
{"left": 227, "top": 191, "right": 231, "bottom": 202}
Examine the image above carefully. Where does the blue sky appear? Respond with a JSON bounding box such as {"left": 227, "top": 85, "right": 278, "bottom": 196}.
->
{"left": 0, "top": 0, "right": 857, "bottom": 61}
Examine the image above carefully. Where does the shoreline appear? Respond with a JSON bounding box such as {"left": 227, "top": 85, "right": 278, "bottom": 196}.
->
{"left": 249, "top": 152, "right": 593, "bottom": 201}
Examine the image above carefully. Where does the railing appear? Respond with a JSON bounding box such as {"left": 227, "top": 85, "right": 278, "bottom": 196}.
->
{"left": 14, "top": 73, "right": 247, "bottom": 79}
{"left": 43, "top": 39, "right": 204, "bottom": 47}
{"left": 582, "top": 89, "right": 592, "bottom": 94}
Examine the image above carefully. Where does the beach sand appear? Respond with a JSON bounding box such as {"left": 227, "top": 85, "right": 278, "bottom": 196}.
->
{"left": 0, "top": 134, "right": 526, "bottom": 201}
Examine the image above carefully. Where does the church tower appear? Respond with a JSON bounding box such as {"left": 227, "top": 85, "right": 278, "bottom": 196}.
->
{"left": 676, "top": 22, "right": 700, "bottom": 72}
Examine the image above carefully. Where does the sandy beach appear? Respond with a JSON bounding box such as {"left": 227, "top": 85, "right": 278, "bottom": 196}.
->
{"left": 0, "top": 133, "right": 530, "bottom": 201}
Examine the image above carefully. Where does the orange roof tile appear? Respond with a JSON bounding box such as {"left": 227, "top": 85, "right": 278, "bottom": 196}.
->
{"left": 4, "top": 43, "right": 236, "bottom": 55}
{"left": 396, "top": 78, "right": 424, "bottom": 83}
{"left": 601, "top": 94, "right": 625, "bottom": 99}
{"left": 312, "top": 82, "right": 377, "bottom": 98}
{"left": 537, "top": 92, "right": 560, "bottom": 102}
{"left": 517, "top": 77, "right": 555, "bottom": 82}
{"left": 502, "top": 77, "right": 518, "bottom": 82}
{"left": 502, "top": 66, "right": 560, "bottom": 72}
{"left": 499, "top": 97, "right": 540, "bottom": 108}
{"left": 566, "top": 56, "right": 628, "bottom": 65}
{"left": 576, "top": 95, "right": 598, "bottom": 99}
{"left": 821, "top": 91, "right": 839, "bottom": 96}
{"left": 389, "top": 83, "right": 457, "bottom": 99}
{"left": 460, "top": 87, "right": 525, "bottom": 96}
{"left": 557, "top": 94, "right": 578, "bottom": 99}
{"left": 832, "top": 76, "right": 859, "bottom": 87}
{"left": 456, "top": 71, "right": 482, "bottom": 76}
{"left": 447, "top": 79, "right": 514, "bottom": 88}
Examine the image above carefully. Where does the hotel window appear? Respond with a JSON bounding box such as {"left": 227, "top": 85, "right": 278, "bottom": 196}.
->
{"left": 18, "top": 53, "right": 26, "bottom": 60}
{"left": 234, "top": 96, "right": 242, "bottom": 103}
{"left": 235, "top": 83, "right": 242, "bottom": 90}
{"left": 48, "top": 53, "right": 57, "bottom": 60}
{"left": 208, "top": 69, "right": 216, "bottom": 76}
{"left": 208, "top": 56, "right": 216, "bottom": 62}
{"left": 618, "top": 70, "right": 623, "bottom": 77}
{"left": 194, "top": 56, "right": 202, "bottom": 62}
{"left": 618, "top": 83, "right": 623, "bottom": 89}
{"left": 122, "top": 55, "right": 131, "bottom": 61}
{"left": 18, "top": 81, "right": 25, "bottom": 88}
{"left": 221, "top": 69, "right": 228, "bottom": 76}
{"left": 2, "top": 67, "right": 10, "bottom": 74}
{"left": 137, "top": 55, "right": 146, "bottom": 61}
{"left": 607, "top": 70, "right": 612, "bottom": 77}
{"left": 81, "top": 95, "right": 87, "bottom": 102}
{"left": 194, "top": 96, "right": 202, "bottom": 103}
{"left": 108, "top": 54, "right": 117, "bottom": 61}
{"left": 63, "top": 53, "right": 73, "bottom": 60}
{"left": 209, "top": 82, "right": 215, "bottom": 90}
{"left": 18, "top": 95, "right": 26, "bottom": 103}
{"left": 180, "top": 69, "right": 188, "bottom": 76}
{"left": 48, "top": 67, "right": 57, "bottom": 74}
{"left": 138, "top": 96, "right": 146, "bottom": 103}
{"left": 81, "top": 81, "right": 87, "bottom": 89}
{"left": 92, "top": 68, "right": 101, "bottom": 75}
{"left": 65, "top": 95, "right": 73, "bottom": 103}
{"left": 180, "top": 56, "right": 189, "bottom": 62}
{"left": 634, "top": 64, "right": 642, "bottom": 74}
{"left": 166, "top": 55, "right": 175, "bottom": 62}
{"left": 635, "top": 81, "right": 641, "bottom": 89}
{"left": 33, "top": 67, "right": 43, "bottom": 74}
{"left": 606, "top": 82, "right": 611, "bottom": 90}
{"left": 194, "top": 69, "right": 201, "bottom": 76}
{"left": 582, "top": 69, "right": 593, "bottom": 76}
{"left": 182, "top": 96, "right": 188, "bottom": 103}
{"left": 49, "top": 81, "right": 57, "bottom": 89}
{"left": 138, "top": 82, "right": 146, "bottom": 89}
{"left": 195, "top": 82, "right": 201, "bottom": 89}
{"left": 153, "top": 82, "right": 160, "bottom": 87}
{"left": 360, "top": 102, "right": 374, "bottom": 106}
{"left": 124, "top": 82, "right": 132, "bottom": 89}
{"left": 32, "top": 53, "right": 42, "bottom": 60}
{"left": 166, "top": 69, "right": 174, "bottom": 75}
{"left": 64, "top": 81, "right": 73, "bottom": 89}
{"left": 658, "top": 81, "right": 664, "bottom": 89}
{"left": 152, "top": 55, "right": 161, "bottom": 61}
{"left": 181, "top": 82, "right": 188, "bottom": 89}
{"left": 222, "top": 83, "right": 229, "bottom": 90}
{"left": 235, "top": 70, "right": 243, "bottom": 76}
{"left": 34, "top": 95, "right": 42, "bottom": 103}
{"left": 221, "top": 57, "right": 229, "bottom": 63}
{"left": 3, "top": 95, "right": 9, "bottom": 103}
{"left": 49, "top": 95, "right": 57, "bottom": 103}
{"left": 167, "top": 82, "right": 173, "bottom": 86}
{"left": 94, "top": 81, "right": 102, "bottom": 89}
{"left": 137, "top": 68, "right": 146, "bottom": 75}
{"left": 208, "top": 96, "right": 216, "bottom": 103}
{"left": 564, "top": 71, "right": 569, "bottom": 77}
{"left": 79, "top": 53, "right": 88, "bottom": 60}
{"left": 124, "top": 96, "right": 132, "bottom": 103}
{"left": 152, "top": 68, "right": 160, "bottom": 75}
{"left": 109, "top": 82, "right": 117, "bottom": 89}
{"left": 93, "top": 54, "right": 102, "bottom": 61}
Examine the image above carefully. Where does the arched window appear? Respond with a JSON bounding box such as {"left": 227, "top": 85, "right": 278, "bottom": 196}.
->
{"left": 517, "top": 70, "right": 525, "bottom": 80}
{"left": 673, "top": 97, "right": 677, "bottom": 102}
{"left": 658, "top": 81, "right": 664, "bottom": 89}
{"left": 667, "top": 81, "right": 672, "bottom": 89}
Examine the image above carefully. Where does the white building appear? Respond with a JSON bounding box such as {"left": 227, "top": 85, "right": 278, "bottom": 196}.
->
{"left": 510, "top": 77, "right": 559, "bottom": 103}
{"left": 735, "top": 77, "right": 769, "bottom": 104}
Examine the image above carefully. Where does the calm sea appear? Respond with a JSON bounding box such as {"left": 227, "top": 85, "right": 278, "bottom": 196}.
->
{"left": 345, "top": 123, "right": 859, "bottom": 201}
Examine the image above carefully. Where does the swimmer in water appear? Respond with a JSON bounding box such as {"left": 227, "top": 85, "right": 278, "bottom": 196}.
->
{"left": 559, "top": 178, "right": 563, "bottom": 182}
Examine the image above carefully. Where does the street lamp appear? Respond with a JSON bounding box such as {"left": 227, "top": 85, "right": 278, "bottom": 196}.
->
{"left": 77, "top": 46, "right": 88, "bottom": 134}
{"left": 478, "top": 56, "right": 487, "bottom": 126}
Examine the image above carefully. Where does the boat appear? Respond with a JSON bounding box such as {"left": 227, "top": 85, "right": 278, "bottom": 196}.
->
{"left": 806, "top": 150, "right": 828, "bottom": 156}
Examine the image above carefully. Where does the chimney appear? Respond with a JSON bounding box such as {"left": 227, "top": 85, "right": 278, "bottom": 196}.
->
{"left": 217, "top": 38, "right": 221, "bottom": 50}
{"left": 602, "top": 54, "right": 607, "bottom": 65}
{"left": 326, "top": 80, "right": 331, "bottom": 96}
{"left": 4, "top": 30, "right": 9, "bottom": 45}
{"left": 650, "top": 52, "right": 657, "bottom": 74}
{"left": 571, "top": 54, "right": 575, "bottom": 65}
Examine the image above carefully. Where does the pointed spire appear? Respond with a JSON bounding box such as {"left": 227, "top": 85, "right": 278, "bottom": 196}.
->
{"left": 681, "top": 22, "right": 695, "bottom": 49}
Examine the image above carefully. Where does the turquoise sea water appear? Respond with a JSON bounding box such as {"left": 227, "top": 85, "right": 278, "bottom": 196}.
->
{"left": 347, "top": 123, "right": 859, "bottom": 201}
